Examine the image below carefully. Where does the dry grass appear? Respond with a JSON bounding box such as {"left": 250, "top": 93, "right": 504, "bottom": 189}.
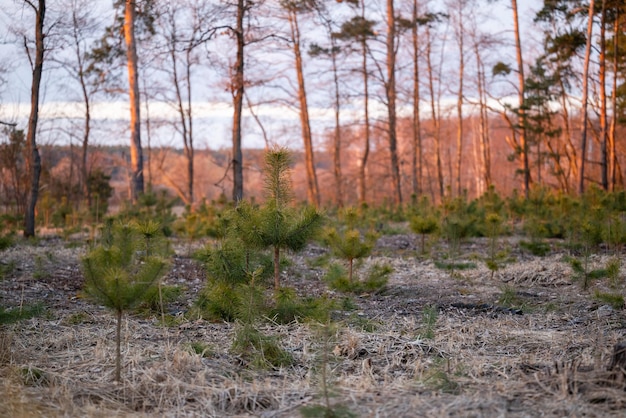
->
{"left": 0, "top": 236, "right": 625, "bottom": 417}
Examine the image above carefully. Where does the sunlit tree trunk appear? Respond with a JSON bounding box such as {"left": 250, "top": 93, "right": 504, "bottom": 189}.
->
{"left": 386, "top": 0, "right": 402, "bottom": 205}
{"left": 124, "top": 0, "right": 144, "bottom": 204}
{"left": 426, "top": 25, "right": 444, "bottom": 199}
{"left": 599, "top": 0, "right": 608, "bottom": 190}
{"left": 454, "top": 2, "right": 465, "bottom": 197}
{"left": 24, "top": 0, "right": 45, "bottom": 238}
{"left": 610, "top": 8, "right": 619, "bottom": 190}
{"left": 474, "top": 41, "right": 491, "bottom": 190}
{"left": 579, "top": 0, "right": 595, "bottom": 194}
{"left": 411, "top": 0, "right": 423, "bottom": 198}
{"left": 287, "top": 8, "right": 320, "bottom": 207}
{"left": 511, "top": 0, "right": 529, "bottom": 198}
{"left": 232, "top": 0, "right": 245, "bottom": 202}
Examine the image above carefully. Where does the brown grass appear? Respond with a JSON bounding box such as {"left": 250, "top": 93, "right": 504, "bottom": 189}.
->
{"left": 0, "top": 236, "right": 625, "bottom": 417}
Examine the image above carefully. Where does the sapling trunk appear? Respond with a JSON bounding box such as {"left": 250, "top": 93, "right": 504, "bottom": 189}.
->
{"left": 274, "top": 246, "right": 280, "bottom": 291}
{"left": 115, "top": 308, "right": 122, "bottom": 382}
{"left": 348, "top": 258, "right": 354, "bottom": 282}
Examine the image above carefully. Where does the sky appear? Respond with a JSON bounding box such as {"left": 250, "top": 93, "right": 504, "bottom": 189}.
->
{"left": 0, "top": 0, "right": 544, "bottom": 151}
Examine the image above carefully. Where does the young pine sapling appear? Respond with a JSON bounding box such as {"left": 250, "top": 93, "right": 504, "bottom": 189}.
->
{"left": 82, "top": 221, "right": 169, "bottom": 381}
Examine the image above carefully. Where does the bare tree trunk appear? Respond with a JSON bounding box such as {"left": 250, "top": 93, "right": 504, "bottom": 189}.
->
{"left": 454, "top": 1, "right": 465, "bottom": 197}
{"left": 411, "top": 0, "right": 423, "bottom": 198}
{"left": 232, "top": 0, "right": 245, "bottom": 202}
{"left": 168, "top": 15, "right": 193, "bottom": 206}
{"left": 579, "top": 0, "right": 595, "bottom": 194}
{"left": 331, "top": 36, "right": 343, "bottom": 207}
{"left": 426, "top": 26, "right": 444, "bottom": 199}
{"left": 124, "top": 0, "right": 144, "bottom": 204}
{"left": 386, "top": 0, "right": 402, "bottom": 205}
{"left": 511, "top": 0, "right": 529, "bottom": 198}
{"left": 610, "top": 9, "right": 619, "bottom": 190}
{"left": 358, "top": 10, "right": 370, "bottom": 206}
{"left": 69, "top": 6, "right": 92, "bottom": 207}
{"left": 24, "top": 0, "right": 45, "bottom": 238}
{"left": 288, "top": 9, "right": 320, "bottom": 207}
{"left": 599, "top": 0, "right": 608, "bottom": 190}
{"left": 475, "top": 42, "right": 491, "bottom": 189}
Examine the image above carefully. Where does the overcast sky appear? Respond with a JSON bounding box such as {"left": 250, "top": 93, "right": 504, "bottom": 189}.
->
{"left": 0, "top": 0, "right": 544, "bottom": 150}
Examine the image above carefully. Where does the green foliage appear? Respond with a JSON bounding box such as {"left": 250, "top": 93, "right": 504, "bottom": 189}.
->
{"left": 498, "top": 285, "right": 522, "bottom": 308}
{"left": 593, "top": 290, "right": 625, "bottom": 310}
{"left": 434, "top": 260, "right": 477, "bottom": 271}
{"left": 135, "top": 284, "right": 182, "bottom": 315}
{"left": 81, "top": 220, "right": 169, "bottom": 381}
{"left": 114, "top": 188, "right": 178, "bottom": 237}
{"left": 323, "top": 207, "right": 377, "bottom": 283}
{"left": 187, "top": 341, "right": 213, "bottom": 358}
{"left": 192, "top": 281, "right": 241, "bottom": 322}
{"left": 606, "top": 257, "right": 622, "bottom": 288}
{"left": 519, "top": 240, "right": 551, "bottom": 256}
{"left": 233, "top": 149, "right": 324, "bottom": 290}
{"left": 0, "top": 303, "right": 45, "bottom": 325}
{"left": 324, "top": 262, "right": 390, "bottom": 294}
{"left": 194, "top": 237, "right": 273, "bottom": 287}
{"left": 420, "top": 305, "right": 439, "bottom": 340}
{"left": 300, "top": 321, "right": 357, "bottom": 418}
{"left": 484, "top": 212, "right": 506, "bottom": 278}
{"left": 231, "top": 323, "right": 294, "bottom": 370}
{"left": 270, "top": 287, "right": 335, "bottom": 324}
{"left": 565, "top": 255, "right": 608, "bottom": 290}
{"left": 0, "top": 260, "right": 16, "bottom": 280}
{"left": 409, "top": 208, "right": 439, "bottom": 255}
{"left": 20, "top": 366, "right": 50, "bottom": 387}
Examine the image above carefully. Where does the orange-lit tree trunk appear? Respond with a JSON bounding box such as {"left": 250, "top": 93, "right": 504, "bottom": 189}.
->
{"left": 425, "top": 25, "right": 444, "bottom": 199}
{"left": 579, "top": 0, "right": 595, "bottom": 194}
{"left": 287, "top": 7, "right": 320, "bottom": 207}
{"left": 124, "top": 0, "right": 144, "bottom": 204}
{"left": 511, "top": 0, "right": 529, "bottom": 198}
{"left": 474, "top": 41, "right": 491, "bottom": 191}
{"left": 24, "top": 0, "right": 45, "bottom": 238}
{"left": 411, "top": 0, "right": 423, "bottom": 198}
{"left": 232, "top": 0, "right": 245, "bottom": 202}
{"left": 386, "top": 0, "right": 402, "bottom": 205}
{"left": 454, "top": 1, "right": 465, "bottom": 197}
{"left": 599, "top": 0, "right": 608, "bottom": 190}
{"left": 610, "top": 7, "right": 619, "bottom": 190}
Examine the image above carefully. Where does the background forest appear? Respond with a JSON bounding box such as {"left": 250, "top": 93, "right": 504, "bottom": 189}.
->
{"left": 1, "top": 0, "right": 626, "bottom": 228}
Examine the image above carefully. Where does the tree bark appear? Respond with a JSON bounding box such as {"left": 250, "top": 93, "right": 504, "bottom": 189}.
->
{"left": 426, "top": 25, "right": 444, "bottom": 199}
{"left": 411, "top": 0, "right": 423, "bottom": 199}
{"left": 358, "top": 4, "right": 371, "bottom": 206}
{"left": 386, "top": 0, "right": 402, "bottom": 205}
{"left": 124, "top": 0, "right": 144, "bottom": 204}
{"left": 455, "top": 2, "right": 465, "bottom": 197}
{"left": 511, "top": 0, "right": 529, "bottom": 198}
{"left": 579, "top": 0, "right": 595, "bottom": 194}
{"left": 24, "top": 0, "right": 45, "bottom": 238}
{"left": 232, "top": 0, "right": 245, "bottom": 202}
{"left": 288, "top": 9, "right": 320, "bottom": 207}
{"left": 599, "top": 0, "right": 608, "bottom": 190}
{"left": 475, "top": 42, "right": 491, "bottom": 191}
{"left": 610, "top": 8, "right": 619, "bottom": 190}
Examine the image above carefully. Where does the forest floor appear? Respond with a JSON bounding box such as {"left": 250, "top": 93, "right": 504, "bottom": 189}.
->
{"left": 1, "top": 231, "right": 626, "bottom": 417}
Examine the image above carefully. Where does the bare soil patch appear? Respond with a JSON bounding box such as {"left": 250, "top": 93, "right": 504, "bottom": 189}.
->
{"left": 1, "top": 235, "right": 626, "bottom": 417}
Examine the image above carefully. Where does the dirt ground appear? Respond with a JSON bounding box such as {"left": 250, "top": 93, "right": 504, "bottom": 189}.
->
{"left": 1, "top": 232, "right": 626, "bottom": 417}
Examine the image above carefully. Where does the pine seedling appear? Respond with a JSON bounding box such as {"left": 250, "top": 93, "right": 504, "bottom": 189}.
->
{"left": 324, "top": 208, "right": 377, "bottom": 283}
{"left": 234, "top": 149, "right": 324, "bottom": 291}
{"left": 409, "top": 197, "right": 439, "bottom": 254}
{"left": 485, "top": 212, "right": 504, "bottom": 279}
{"left": 81, "top": 221, "right": 169, "bottom": 381}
